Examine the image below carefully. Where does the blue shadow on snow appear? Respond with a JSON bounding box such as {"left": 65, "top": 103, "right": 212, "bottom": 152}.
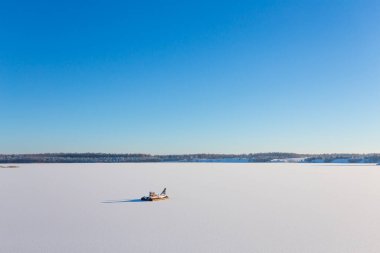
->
{"left": 101, "top": 198, "right": 145, "bottom": 204}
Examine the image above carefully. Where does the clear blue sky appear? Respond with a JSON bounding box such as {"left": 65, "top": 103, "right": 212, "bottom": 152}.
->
{"left": 1, "top": 0, "right": 379, "bottom": 154}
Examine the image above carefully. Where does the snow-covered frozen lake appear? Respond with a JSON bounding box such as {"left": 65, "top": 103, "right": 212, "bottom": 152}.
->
{"left": 1, "top": 163, "right": 380, "bottom": 253}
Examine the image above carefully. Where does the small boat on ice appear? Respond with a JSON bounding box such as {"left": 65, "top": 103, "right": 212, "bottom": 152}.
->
{"left": 141, "top": 188, "right": 169, "bottom": 201}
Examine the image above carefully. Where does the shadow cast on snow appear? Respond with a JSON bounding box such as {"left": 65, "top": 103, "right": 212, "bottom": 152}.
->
{"left": 102, "top": 198, "right": 145, "bottom": 204}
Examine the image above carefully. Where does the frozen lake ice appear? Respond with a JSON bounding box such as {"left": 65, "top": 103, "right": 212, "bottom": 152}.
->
{"left": 1, "top": 163, "right": 380, "bottom": 253}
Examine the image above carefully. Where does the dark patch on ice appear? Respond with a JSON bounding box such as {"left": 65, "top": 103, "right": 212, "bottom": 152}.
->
{"left": 101, "top": 198, "right": 145, "bottom": 203}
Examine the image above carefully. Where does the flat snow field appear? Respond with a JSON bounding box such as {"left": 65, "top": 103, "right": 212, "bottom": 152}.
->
{"left": 1, "top": 163, "right": 380, "bottom": 253}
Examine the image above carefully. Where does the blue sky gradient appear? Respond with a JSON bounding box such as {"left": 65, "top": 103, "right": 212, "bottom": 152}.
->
{"left": 1, "top": 0, "right": 379, "bottom": 154}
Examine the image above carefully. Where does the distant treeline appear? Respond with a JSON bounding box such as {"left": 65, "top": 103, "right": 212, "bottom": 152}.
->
{"left": 0, "top": 152, "right": 380, "bottom": 163}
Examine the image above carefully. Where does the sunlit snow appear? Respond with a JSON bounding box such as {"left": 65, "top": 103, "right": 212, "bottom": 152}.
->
{"left": 1, "top": 163, "right": 380, "bottom": 253}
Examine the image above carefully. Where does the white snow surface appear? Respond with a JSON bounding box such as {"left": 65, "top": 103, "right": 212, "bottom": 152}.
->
{"left": 1, "top": 163, "right": 380, "bottom": 253}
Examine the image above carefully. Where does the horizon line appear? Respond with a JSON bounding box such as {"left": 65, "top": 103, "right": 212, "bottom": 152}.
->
{"left": 1, "top": 152, "right": 379, "bottom": 156}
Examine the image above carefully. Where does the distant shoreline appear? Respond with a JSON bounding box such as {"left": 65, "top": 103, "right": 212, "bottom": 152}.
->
{"left": 1, "top": 153, "right": 379, "bottom": 164}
